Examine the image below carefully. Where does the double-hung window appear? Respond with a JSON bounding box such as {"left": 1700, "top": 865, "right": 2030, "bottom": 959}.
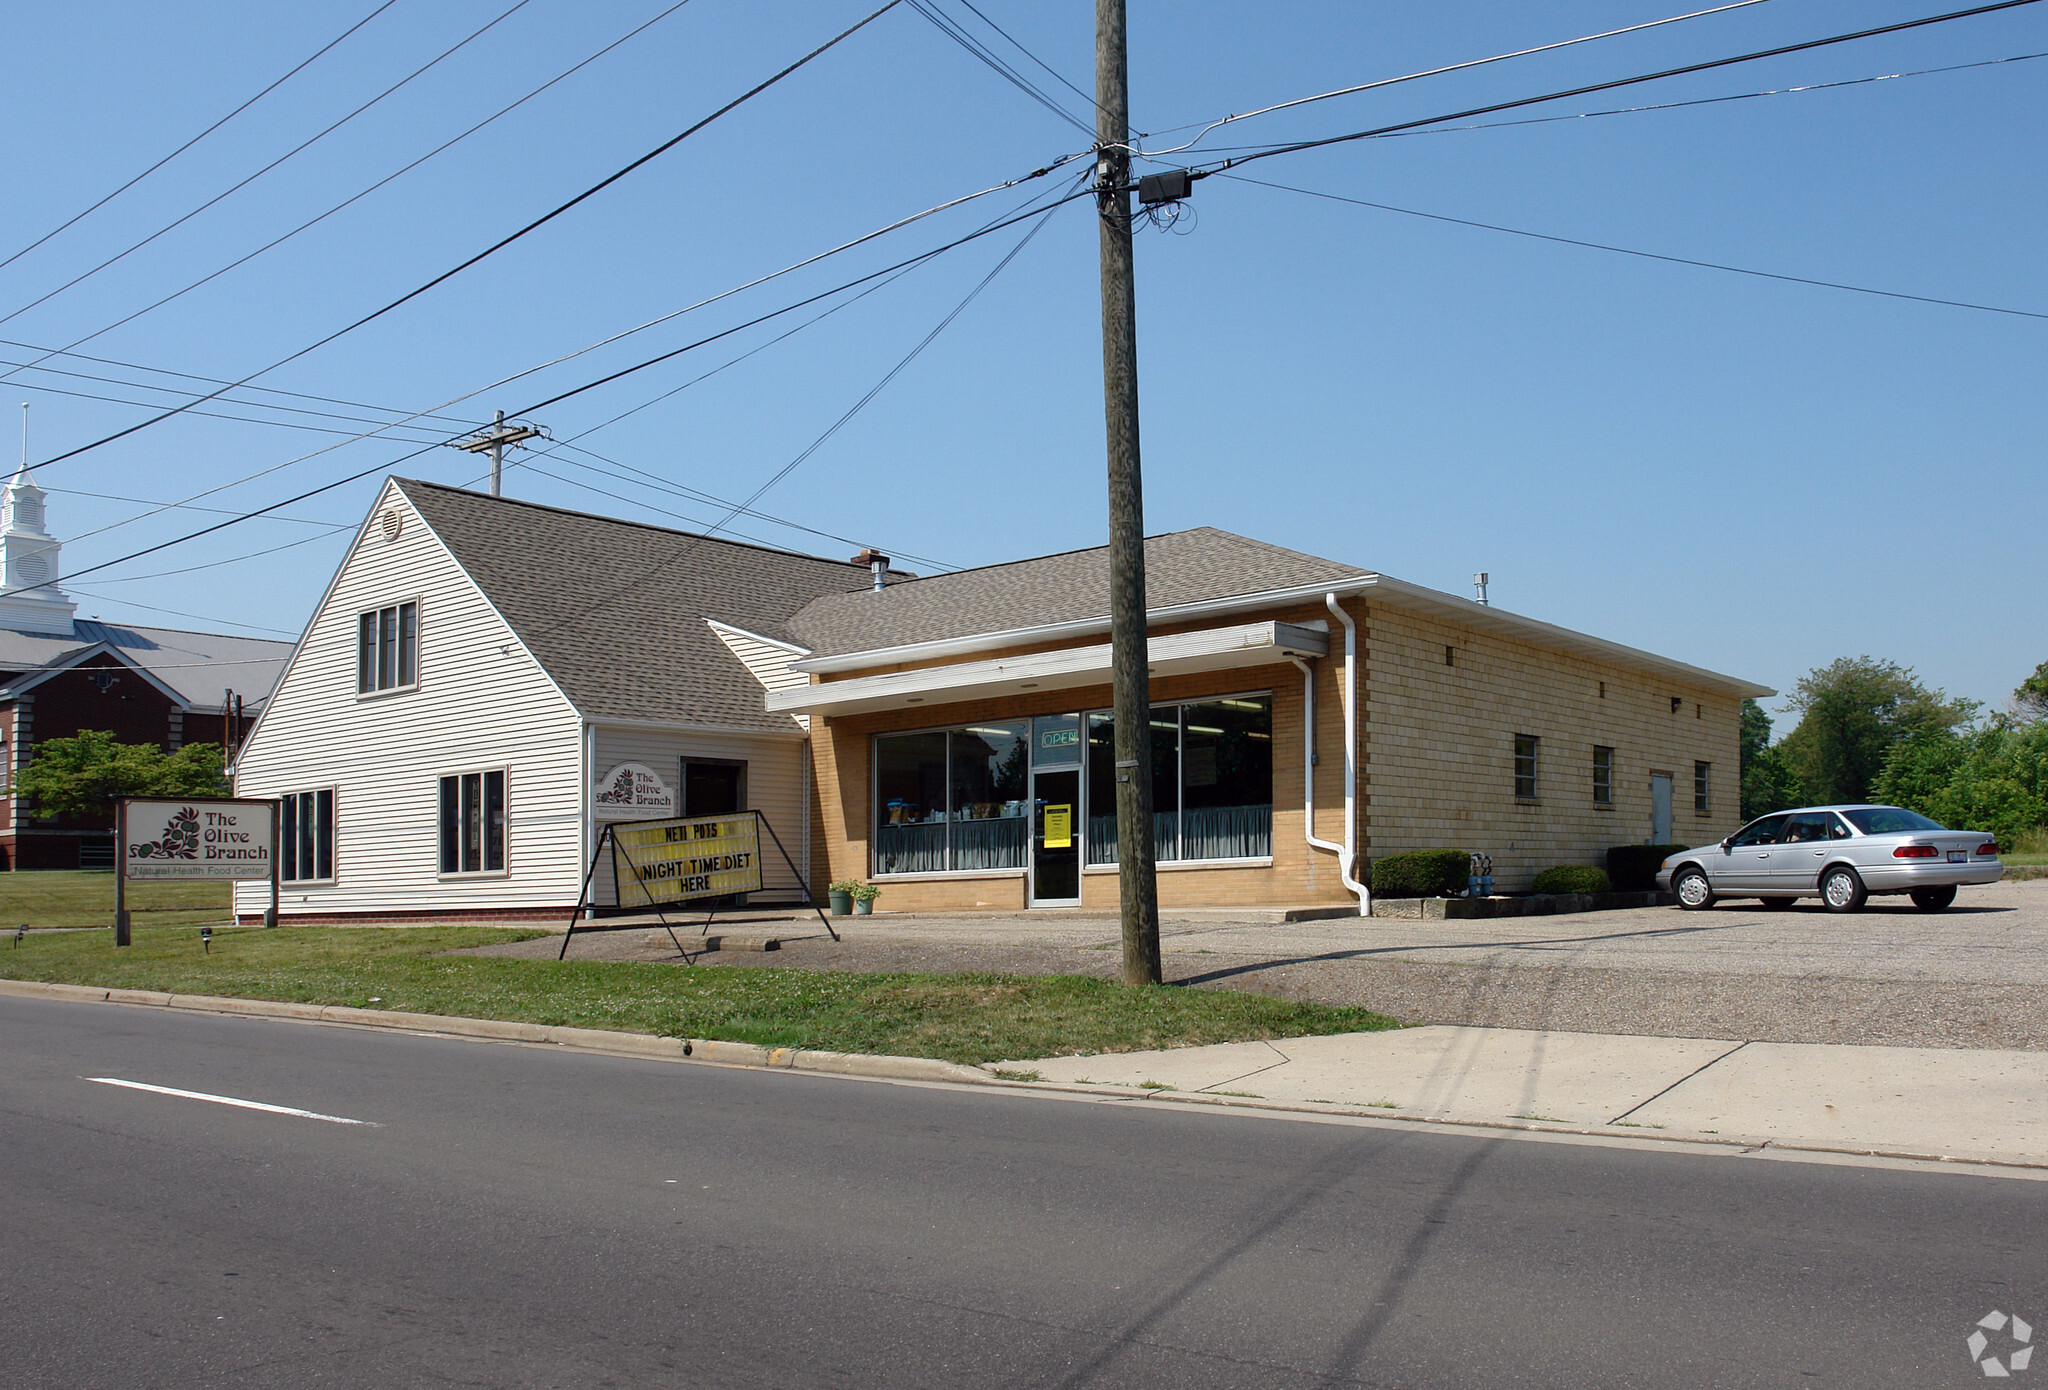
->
{"left": 357, "top": 601, "right": 418, "bottom": 694}
{"left": 439, "top": 770, "right": 506, "bottom": 875}
{"left": 279, "top": 789, "right": 334, "bottom": 882}
{"left": 1514, "top": 734, "right": 1539, "bottom": 800}
{"left": 1592, "top": 746, "right": 1614, "bottom": 806}
{"left": 1694, "top": 761, "right": 1712, "bottom": 815}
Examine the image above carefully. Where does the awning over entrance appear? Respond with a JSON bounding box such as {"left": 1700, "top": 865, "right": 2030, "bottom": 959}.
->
{"left": 764, "top": 619, "right": 1329, "bottom": 718}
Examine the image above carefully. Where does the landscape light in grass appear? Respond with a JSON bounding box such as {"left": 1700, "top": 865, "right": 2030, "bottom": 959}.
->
{"left": 200, "top": 926, "right": 211, "bottom": 954}
{"left": 13, "top": 924, "right": 22, "bottom": 948}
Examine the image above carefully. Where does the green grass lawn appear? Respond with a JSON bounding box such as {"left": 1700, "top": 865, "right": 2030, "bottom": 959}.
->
{"left": 0, "top": 869, "right": 232, "bottom": 929}
{"left": 0, "top": 923, "right": 1402, "bottom": 1065}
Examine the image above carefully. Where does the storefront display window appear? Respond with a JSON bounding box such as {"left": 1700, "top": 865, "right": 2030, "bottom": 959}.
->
{"left": 1088, "top": 694, "right": 1272, "bottom": 864}
{"left": 875, "top": 723, "right": 1027, "bottom": 874}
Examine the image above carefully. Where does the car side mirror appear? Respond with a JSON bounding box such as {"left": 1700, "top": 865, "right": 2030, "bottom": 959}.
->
{"left": 1720, "top": 838, "right": 1733, "bottom": 853}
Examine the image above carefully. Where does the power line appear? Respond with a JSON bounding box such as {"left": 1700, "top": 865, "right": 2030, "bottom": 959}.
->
{"left": 4, "top": 362, "right": 454, "bottom": 445}
{"left": 0, "top": 0, "right": 540, "bottom": 329}
{"left": 0, "top": 0, "right": 700, "bottom": 390}
{"left": 60, "top": 581, "right": 306, "bottom": 637}
{"left": 952, "top": 0, "right": 1108, "bottom": 123}
{"left": 522, "top": 202, "right": 1063, "bottom": 642}
{"left": 1131, "top": 0, "right": 1777, "bottom": 155}
{"left": 0, "top": 0, "right": 399, "bottom": 274}
{"left": 1172, "top": 49, "right": 2048, "bottom": 152}
{"left": 1224, "top": 173, "right": 2048, "bottom": 321}
{"left": 45, "top": 487, "right": 356, "bottom": 529}
{"left": 1186, "top": 0, "right": 2048, "bottom": 178}
{"left": 907, "top": 0, "right": 1095, "bottom": 136}
{"left": 21, "top": 0, "right": 905, "bottom": 477}
{"left": 0, "top": 335, "right": 486, "bottom": 430}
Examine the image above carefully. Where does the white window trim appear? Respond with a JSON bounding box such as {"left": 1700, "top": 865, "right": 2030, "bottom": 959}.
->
{"left": 356, "top": 596, "right": 423, "bottom": 700}
{"left": 279, "top": 786, "right": 338, "bottom": 885}
{"left": 437, "top": 767, "right": 511, "bottom": 879}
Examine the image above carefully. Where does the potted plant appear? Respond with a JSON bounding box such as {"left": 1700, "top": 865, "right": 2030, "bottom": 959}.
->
{"left": 851, "top": 883, "right": 881, "bottom": 915}
{"left": 828, "top": 878, "right": 861, "bottom": 916}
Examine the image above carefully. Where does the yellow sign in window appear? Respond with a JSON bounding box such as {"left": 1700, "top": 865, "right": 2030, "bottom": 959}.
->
{"left": 1043, "top": 804, "right": 1072, "bottom": 849}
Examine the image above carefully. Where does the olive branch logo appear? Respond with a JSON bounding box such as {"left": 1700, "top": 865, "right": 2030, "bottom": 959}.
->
{"left": 129, "top": 806, "right": 201, "bottom": 860}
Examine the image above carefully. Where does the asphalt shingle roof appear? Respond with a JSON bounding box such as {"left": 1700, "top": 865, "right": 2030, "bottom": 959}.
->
{"left": 788, "top": 527, "right": 1366, "bottom": 658}
{"left": 397, "top": 480, "right": 875, "bottom": 730}
{"left": 0, "top": 621, "right": 291, "bottom": 710}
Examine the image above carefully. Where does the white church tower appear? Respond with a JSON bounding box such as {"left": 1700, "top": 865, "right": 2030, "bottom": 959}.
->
{"left": 0, "top": 459, "right": 78, "bottom": 635}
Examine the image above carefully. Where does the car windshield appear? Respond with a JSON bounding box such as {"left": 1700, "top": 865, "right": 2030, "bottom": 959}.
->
{"left": 1841, "top": 806, "right": 1946, "bottom": 835}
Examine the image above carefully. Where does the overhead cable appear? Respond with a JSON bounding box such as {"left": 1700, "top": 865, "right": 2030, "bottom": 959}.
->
{"left": 0, "top": 0, "right": 399, "bottom": 274}
{"left": 1225, "top": 174, "right": 2048, "bottom": 321}
{"left": 907, "top": 0, "right": 1096, "bottom": 136}
{"left": 21, "top": 0, "right": 905, "bottom": 476}
{"left": 522, "top": 203, "right": 1064, "bottom": 641}
{"left": 1126, "top": 0, "right": 1776, "bottom": 155}
{"left": 1187, "top": 0, "right": 2048, "bottom": 178}
{"left": 0, "top": 0, "right": 540, "bottom": 329}
{"left": 0, "top": 0, "right": 700, "bottom": 389}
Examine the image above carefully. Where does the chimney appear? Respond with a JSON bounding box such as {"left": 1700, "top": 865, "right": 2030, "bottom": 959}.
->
{"left": 1472, "top": 572, "right": 1490, "bottom": 606}
{"left": 853, "top": 549, "right": 890, "bottom": 593}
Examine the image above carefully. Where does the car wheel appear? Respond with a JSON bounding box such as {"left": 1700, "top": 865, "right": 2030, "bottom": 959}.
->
{"left": 1763, "top": 896, "right": 1795, "bottom": 910}
{"left": 1821, "top": 866, "right": 1867, "bottom": 913}
{"left": 1910, "top": 885, "right": 1957, "bottom": 912}
{"left": 1674, "top": 867, "right": 1714, "bottom": 911}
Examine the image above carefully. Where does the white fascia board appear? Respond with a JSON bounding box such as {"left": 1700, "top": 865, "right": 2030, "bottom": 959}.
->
{"left": 704, "top": 618, "right": 809, "bottom": 656}
{"left": 585, "top": 714, "right": 808, "bottom": 740}
{"left": 0, "top": 641, "right": 190, "bottom": 708}
{"left": 794, "top": 572, "right": 1773, "bottom": 700}
{"left": 767, "top": 620, "right": 1329, "bottom": 717}
{"left": 789, "top": 577, "right": 1374, "bottom": 674}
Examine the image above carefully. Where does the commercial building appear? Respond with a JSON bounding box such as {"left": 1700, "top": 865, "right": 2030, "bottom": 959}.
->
{"left": 233, "top": 479, "right": 1767, "bottom": 921}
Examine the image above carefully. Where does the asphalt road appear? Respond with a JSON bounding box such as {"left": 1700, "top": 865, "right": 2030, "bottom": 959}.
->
{"left": 4, "top": 995, "right": 2043, "bottom": 1389}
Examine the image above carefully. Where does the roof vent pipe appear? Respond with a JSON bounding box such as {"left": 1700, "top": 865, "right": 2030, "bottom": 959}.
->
{"left": 852, "top": 549, "right": 890, "bottom": 593}
{"left": 1473, "top": 572, "right": 1489, "bottom": 606}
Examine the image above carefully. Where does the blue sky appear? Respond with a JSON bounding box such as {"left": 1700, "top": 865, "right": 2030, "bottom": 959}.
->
{"left": 1, "top": 1, "right": 2041, "bottom": 727}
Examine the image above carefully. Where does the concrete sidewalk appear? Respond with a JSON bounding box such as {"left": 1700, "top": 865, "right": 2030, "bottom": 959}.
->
{"left": 1002, "top": 1027, "right": 2048, "bottom": 1167}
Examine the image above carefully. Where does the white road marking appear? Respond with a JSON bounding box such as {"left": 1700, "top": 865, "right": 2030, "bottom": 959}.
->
{"left": 84, "top": 1077, "right": 379, "bottom": 1126}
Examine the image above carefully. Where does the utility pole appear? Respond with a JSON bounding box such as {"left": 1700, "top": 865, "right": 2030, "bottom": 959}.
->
{"left": 453, "top": 409, "right": 545, "bottom": 497}
{"left": 1096, "top": 0, "right": 1161, "bottom": 987}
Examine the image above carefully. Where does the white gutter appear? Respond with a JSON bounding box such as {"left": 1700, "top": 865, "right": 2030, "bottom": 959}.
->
{"left": 1325, "top": 593, "right": 1370, "bottom": 916}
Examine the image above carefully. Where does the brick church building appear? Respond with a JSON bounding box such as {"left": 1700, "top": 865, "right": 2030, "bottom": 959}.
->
{"left": 0, "top": 461, "right": 291, "bottom": 869}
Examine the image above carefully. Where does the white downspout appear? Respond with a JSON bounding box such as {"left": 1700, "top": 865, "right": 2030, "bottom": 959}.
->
{"left": 580, "top": 721, "right": 595, "bottom": 919}
{"left": 1325, "top": 593, "right": 1370, "bottom": 916}
{"left": 1287, "top": 657, "right": 1345, "bottom": 864}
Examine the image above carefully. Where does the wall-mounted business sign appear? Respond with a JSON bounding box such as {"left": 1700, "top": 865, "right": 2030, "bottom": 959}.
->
{"left": 611, "top": 812, "right": 763, "bottom": 906}
{"left": 591, "top": 762, "right": 679, "bottom": 822}
{"left": 121, "top": 798, "right": 276, "bottom": 881}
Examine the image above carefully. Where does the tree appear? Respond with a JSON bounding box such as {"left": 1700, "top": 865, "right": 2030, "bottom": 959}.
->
{"left": 2015, "top": 659, "right": 2048, "bottom": 722}
{"left": 11, "top": 730, "right": 229, "bottom": 820}
{"left": 1738, "top": 697, "right": 1799, "bottom": 821}
{"left": 1875, "top": 720, "right": 2048, "bottom": 848}
{"left": 1776, "top": 657, "right": 1977, "bottom": 806}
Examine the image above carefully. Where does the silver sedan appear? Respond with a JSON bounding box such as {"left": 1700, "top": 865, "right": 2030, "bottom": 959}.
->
{"left": 1656, "top": 804, "right": 2003, "bottom": 913}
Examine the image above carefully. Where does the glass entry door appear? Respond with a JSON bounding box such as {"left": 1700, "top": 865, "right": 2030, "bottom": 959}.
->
{"left": 1030, "top": 768, "right": 1080, "bottom": 906}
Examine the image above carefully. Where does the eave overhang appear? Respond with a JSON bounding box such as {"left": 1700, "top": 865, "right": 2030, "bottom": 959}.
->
{"left": 765, "top": 620, "right": 1330, "bottom": 718}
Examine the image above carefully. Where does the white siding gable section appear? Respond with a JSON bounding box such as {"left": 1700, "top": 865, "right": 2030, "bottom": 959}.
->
{"left": 708, "top": 619, "right": 811, "bottom": 732}
{"left": 233, "top": 480, "right": 583, "bottom": 917}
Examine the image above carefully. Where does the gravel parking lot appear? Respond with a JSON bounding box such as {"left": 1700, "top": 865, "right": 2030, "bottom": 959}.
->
{"left": 499, "top": 878, "right": 2048, "bottom": 1051}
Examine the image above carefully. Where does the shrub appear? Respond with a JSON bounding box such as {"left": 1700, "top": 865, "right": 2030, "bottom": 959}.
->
{"left": 1606, "top": 844, "right": 1688, "bottom": 893}
{"left": 1370, "top": 848, "right": 1470, "bottom": 899}
{"left": 1531, "top": 865, "right": 1610, "bottom": 895}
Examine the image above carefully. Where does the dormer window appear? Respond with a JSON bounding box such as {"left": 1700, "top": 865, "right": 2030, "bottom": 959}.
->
{"left": 357, "top": 601, "right": 418, "bottom": 694}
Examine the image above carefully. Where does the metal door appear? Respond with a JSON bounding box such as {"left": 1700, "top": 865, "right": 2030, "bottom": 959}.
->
{"left": 1651, "top": 773, "right": 1673, "bottom": 844}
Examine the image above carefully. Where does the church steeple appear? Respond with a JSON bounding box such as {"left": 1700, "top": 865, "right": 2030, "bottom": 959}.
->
{"left": 0, "top": 455, "right": 78, "bottom": 635}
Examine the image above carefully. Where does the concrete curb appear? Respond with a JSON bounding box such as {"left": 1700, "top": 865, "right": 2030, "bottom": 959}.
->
{"left": 5, "top": 978, "right": 2037, "bottom": 1172}
{"left": 0, "top": 978, "right": 988, "bottom": 1086}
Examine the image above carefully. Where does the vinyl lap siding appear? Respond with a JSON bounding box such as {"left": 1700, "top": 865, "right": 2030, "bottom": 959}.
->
{"left": 233, "top": 485, "right": 582, "bottom": 917}
{"left": 589, "top": 725, "right": 811, "bottom": 907}
{"left": 708, "top": 620, "right": 811, "bottom": 731}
